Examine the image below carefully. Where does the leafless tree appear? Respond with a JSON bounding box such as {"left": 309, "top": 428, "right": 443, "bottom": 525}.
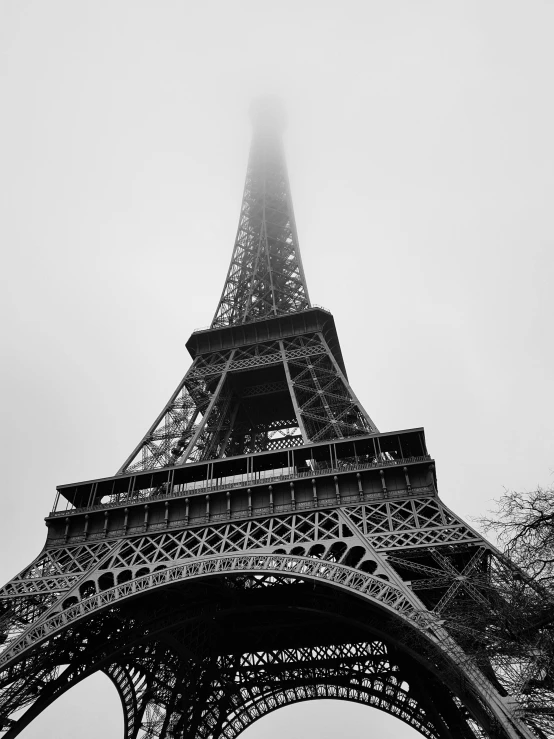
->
{"left": 479, "top": 485, "right": 554, "bottom": 599}
{"left": 466, "top": 485, "right": 554, "bottom": 735}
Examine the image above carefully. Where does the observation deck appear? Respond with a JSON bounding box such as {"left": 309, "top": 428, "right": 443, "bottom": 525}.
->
{"left": 47, "top": 428, "right": 436, "bottom": 547}
{"left": 186, "top": 306, "right": 347, "bottom": 377}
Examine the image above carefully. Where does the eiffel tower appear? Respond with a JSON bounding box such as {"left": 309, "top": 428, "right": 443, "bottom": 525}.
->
{"left": 0, "top": 99, "right": 551, "bottom": 739}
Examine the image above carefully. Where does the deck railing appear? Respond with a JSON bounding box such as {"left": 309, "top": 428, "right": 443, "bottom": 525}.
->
{"left": 50, "top": 455, "right": 432, "bottom": 517}
{"left": 46, "top": 484, "right": 436, "bottom": 546}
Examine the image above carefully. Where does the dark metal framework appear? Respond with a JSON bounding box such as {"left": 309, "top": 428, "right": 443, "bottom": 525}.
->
{"left": 212, "top": 101, "right": 310, "bottom": 328}
{"left": 0, "top": 100, "right": 552, "bottom": 739}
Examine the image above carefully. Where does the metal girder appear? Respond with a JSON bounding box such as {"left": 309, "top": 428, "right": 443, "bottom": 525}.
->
{"left": 0, "top": 569, "right": 507, "bottom": 739}
{"left": 118, "top": 333, "right": 377, "bottom": 474}
{"left": 0, "top": 525, "right": 550, "bottom": 738}
{"left": 211, "top": 118, "right": 310, "bottom": 329}
{"left": 2, "top": 104, "right": 552, "bottom": 739}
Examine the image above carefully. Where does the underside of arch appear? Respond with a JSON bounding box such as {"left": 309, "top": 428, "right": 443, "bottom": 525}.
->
{"left": 0, "top": 563, "right": 518, "bottom": 738}
{"left": 106, "top": 640, "right": 471, "bottom": 739}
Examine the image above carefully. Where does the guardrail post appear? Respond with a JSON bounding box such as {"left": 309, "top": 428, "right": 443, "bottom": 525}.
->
{"left": 143, "top": 505, "right": 149, "bottom": 532}
{"left": 334, "top": 476, "right": 340, "bottom": 504}
{"left": 403, "top": 466, "right": 412, "bottom": 493}
{"left": 379, "top": 470, "right": 388, "bottom": 497}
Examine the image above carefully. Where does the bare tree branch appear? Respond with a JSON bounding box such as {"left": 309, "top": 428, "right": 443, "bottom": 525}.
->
{"left": 477, "top": 486, "right": 554, "bottom": 591}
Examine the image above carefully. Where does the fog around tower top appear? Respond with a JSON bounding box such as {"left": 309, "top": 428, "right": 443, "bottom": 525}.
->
{"left": 250, "top": 96, "right": 287, "bottom": 134}
{"left": 1, "top": 2, "right": 553, "bottom": 738}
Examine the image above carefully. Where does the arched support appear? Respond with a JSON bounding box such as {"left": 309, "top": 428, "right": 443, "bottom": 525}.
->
{"left": 223, "top": 688, "right": 438, "bottom": 739}
{"left": 211, "top": 647, "right": 444, "bottom": 739}
{"left": 0, "top": 553, "right": 540, "bottom": 739}
{"left": 106, "top": 664, "right": 150, "bottom": 739}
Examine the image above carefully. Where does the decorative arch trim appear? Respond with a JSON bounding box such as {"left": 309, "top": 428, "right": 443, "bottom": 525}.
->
{"left": 222, "top": 682, "right": 439, "bottom": 739}
{"left": 0, "top": 553, "right": 426, "bottom": 670}
{"left": 0, "top": 552, "right": 533, "bottom": 739}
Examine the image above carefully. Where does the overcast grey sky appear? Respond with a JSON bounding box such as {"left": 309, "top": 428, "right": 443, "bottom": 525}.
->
{"left": 1, "top": 1, "right": 553, "bottom": 737}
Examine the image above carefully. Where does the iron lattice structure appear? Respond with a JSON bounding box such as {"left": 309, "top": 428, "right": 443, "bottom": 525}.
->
{"left": 0, "top": 100, "right": 552, "bottom": 739}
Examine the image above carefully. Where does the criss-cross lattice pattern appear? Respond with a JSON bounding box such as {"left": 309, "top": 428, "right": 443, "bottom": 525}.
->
{"left": 115, "top": 112, "right": 375, "bottom": 475}
{"left": 2, "top": 105, "right": 551, "bottom": 739}
{"left": 212, "top": 126, "right": 310, "bottom": 328}
{"left": 0, "top": 512, "right": 550, "bottom": 737}
{"left": 118, "top": 333, "right": 376, "bottom": 474}
{"left": 1, "top": 553, "right": 540, "bottom": 739}
{"left": 0, "top": 497, "right": 487, "bottom": 626}
{"left": 125, "top": 642, "right": 444, "bottom": 739}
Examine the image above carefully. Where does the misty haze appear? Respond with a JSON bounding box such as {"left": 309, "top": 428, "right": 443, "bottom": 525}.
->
{"left": 1, "top": 2, "right": 553, "bottom": 738}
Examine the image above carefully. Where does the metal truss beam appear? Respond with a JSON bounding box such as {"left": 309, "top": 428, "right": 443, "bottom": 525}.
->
{"left": 2, "top": 102, "right": 551, "bottom": 739}
{"left": 212, "top": 105, "right": 310, "bottom": 328}
{"left": 118, "top": 333, "right": 377, "bottom": 474}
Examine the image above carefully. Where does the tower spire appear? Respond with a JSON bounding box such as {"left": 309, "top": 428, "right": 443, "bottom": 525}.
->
{"left": 114, "top": 102, "right": 376, "bottom": 474}
{"left": 1, "top": 103, "right": 548, "bottom": 739}
{"left": 212, "top": 97, "right": 310, "bottom": 328}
